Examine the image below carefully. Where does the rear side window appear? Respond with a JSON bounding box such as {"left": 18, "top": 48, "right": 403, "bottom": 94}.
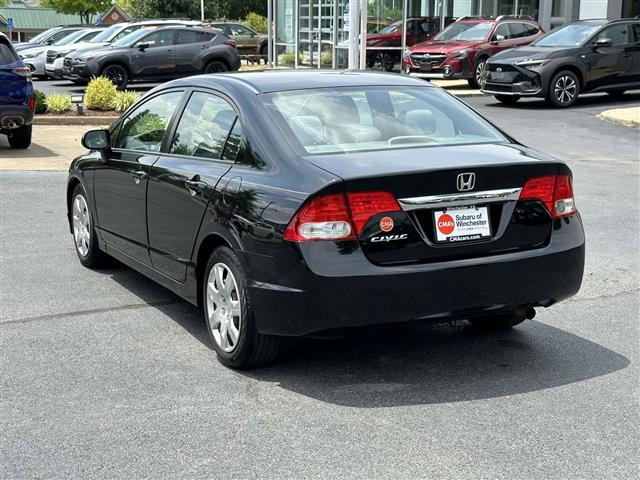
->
{"left": 0, "top": 41, "right": 18, "bottom": 64}
{"left": 524, "top": 24, "right": 540, "bottom": 36}
{"left": 176, "top": 30, "right": 203, "bottom": 44}
{"left": 508, "top": 23, "right": 528, "bottom": 39}
{"left": 170, "top": 92, "right": 238, "bottom": 160}
{"left": 115, "top": 91, "right": 184, "bottom": 152}
{"left": 632, "top": 23, "right": 640, "bottom": 42}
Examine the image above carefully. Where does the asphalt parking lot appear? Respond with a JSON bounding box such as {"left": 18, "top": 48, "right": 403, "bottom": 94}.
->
{"left": 1, "top": 93, "right": 638, "bottom": 479}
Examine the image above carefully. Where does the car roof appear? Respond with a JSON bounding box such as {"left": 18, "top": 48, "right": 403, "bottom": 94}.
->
{"left": 170, "top": 70, "right": 435, "bottom": 94}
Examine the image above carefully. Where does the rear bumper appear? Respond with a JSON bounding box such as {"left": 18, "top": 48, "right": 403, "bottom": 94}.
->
{"left": 247, "top": 215, "right": 585, "bottom": 336}
{"left": 0, "top": 105, "right": 34, "bottom": 130}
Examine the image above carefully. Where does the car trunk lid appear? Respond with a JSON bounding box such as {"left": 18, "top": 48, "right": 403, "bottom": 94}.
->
{"left": 308, "top": 143, "right": 566, "bottom": 265}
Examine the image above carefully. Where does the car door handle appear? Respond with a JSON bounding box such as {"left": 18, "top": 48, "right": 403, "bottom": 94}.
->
{"left": 185, "top": 179, "right": 209, "bottom": 196}
{"left": 166, "top": 49, "right": 174, "bottom": 53}
{"left": 622, "top": 52, "right": 631, "bottom": 57}
{"left": 131, "top": 170, "right": 147, "bottom": 184}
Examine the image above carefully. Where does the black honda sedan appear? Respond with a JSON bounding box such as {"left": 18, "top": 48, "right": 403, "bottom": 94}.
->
{"left": 68, "top": 71, "right": 585, "bottom": 368}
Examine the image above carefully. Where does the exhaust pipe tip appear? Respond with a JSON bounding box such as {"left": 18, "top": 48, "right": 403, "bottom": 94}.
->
{"left": 525, "top": 307, "right": 536, "bottom": 320}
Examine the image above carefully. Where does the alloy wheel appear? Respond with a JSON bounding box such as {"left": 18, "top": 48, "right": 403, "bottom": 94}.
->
{"left": 72, "top": 194, "right": 90, "bottom": 257}
{"left": 206, "top": 263, "right": 242, "bottom": 353}
{"left": 475, "top": 61, "right": 487, "bottom": 88}
{"left": 554, "top": 75, "right": 577, "bottom": 105}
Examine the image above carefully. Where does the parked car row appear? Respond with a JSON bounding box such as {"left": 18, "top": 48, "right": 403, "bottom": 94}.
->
{"left": 404, "top": 16, "right": 640, "bottom": 107}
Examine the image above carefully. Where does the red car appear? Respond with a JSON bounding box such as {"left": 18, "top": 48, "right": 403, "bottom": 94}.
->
{"left": 367, "top": 17, "right": 456, "bottom": 71}
{"left": 402, "top": 16, "right": 543, "bottom": 88}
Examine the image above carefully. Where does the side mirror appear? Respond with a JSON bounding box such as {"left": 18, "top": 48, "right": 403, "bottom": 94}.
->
{"left": 46, "top": 39, "right": 55, "bottom": 45}
{"left": 136, "top": 42, "right": 149, "bottom": 51}
{"left": 82, "top": 129, "right": 110, "bottom": 150}
{"left": 492, "top": 34, "right": 505, "bottom": 43}
{"left": 593, "top": 38, "right": 613, "bottom": 48}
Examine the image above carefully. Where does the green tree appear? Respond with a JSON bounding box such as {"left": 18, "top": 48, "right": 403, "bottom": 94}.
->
{"left": 40, "top": 0, "right": 112, "bottom": 24}
{"left": 130, "top": 0, "right": 267, "bottom": 20}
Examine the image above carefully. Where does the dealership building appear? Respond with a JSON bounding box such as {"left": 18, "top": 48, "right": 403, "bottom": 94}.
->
{"left": 266, "top": 0, "right": 639, "bottom": 69}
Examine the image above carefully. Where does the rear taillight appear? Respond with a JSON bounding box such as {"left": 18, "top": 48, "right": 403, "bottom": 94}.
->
{"left": 223, "top": 38, "right": 237, "bottom": 48}
{"left": 27, "top": 97, "right": 35, "bottom": 112}
{"left": 346, "top": 191, "right": 401, "bottom": 235}
{"left": 284, "top": 191, "right": 400, "bottom": 242}
{"left": 284, "top": 194, "right": 355, "bottom": 241}
{"left": 520, "top": 175, "right": 576, "bottom": 218}
{"left": 11, "top": 66, "right": 32, "bottom": 82}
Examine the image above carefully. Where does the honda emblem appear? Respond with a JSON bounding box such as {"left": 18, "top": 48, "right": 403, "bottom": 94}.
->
{"left": 456, "top": 173, "right": 476, "bottom": 191}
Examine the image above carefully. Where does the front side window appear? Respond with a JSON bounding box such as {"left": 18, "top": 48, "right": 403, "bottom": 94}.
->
{"left": 493, "top": 24, "right": 511, "bottom": 41}
{"left": 230, "top": 24, "right": 254, "bottom": 36}
{"left": 139, "top": 30, "right": 174, "bottom": 48}
{"left": 594, "top": 24, "right": 630, "bottom": 46}
{"left": 508, "top": 23, "right": 527, "bottom": 39}
{"left": 115, "top": 91, "right": 183, "bottom": 152}
{"left": 266, "top": 86, "right": 506, "bottom": 155}
{"left": 170, "top": 92, "right": 238, "bottom": 160}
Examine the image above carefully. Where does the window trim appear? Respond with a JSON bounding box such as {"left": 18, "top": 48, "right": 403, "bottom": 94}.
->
{"left": 163, "top": 88, "right": 245, "bottom": 165}
{"left": 110, "top": 88, "right": 187, "bottom": 155}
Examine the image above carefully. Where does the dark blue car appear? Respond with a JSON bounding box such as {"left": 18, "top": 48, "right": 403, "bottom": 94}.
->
{"left": 0, "top": 33, "right": 34, "bottom": 149}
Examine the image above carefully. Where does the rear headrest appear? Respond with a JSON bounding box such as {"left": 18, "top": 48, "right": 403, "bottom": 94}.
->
{"left": 289, "top": 115, "right": 325, "bottom": 145}
{"left": 404, "top": 109, "right": 436, "bottom": 135}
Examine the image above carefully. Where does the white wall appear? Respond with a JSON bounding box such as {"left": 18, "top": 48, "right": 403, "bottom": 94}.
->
{"left": 579, "top": 0, "right": 608, "bottom": 18}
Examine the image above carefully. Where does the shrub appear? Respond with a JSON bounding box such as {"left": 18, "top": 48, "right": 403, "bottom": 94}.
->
{"left": 85, "top": 76, "right": 118, "bottom": 111}
{"left": 244, "top": 12, "right": 268, "bottom": 34}
{"left": 279, "top": 51, "right": 303, "bottom": 65}
{"left": 110, "top": 90, "right": 140, "bottom": 112}
{"left": 34, "top": 89, "right": 47, "bottom": 114}
{"left": 45, "top": 92, "right": 72, "bottom": 114}
{"left": 320, "top": 51, "right": 333, "bottom": 66}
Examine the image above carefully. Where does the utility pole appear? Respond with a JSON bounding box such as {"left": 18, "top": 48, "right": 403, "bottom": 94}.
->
{"left": 347, "top": 0, "right": 359, "bottom": 69}
{"left": 200, "top": 0, "right": 205, "bottom": 21}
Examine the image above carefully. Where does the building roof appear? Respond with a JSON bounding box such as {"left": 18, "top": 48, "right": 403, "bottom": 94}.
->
{"left": 0, "top": 1, "right": 83, "bottom": 30}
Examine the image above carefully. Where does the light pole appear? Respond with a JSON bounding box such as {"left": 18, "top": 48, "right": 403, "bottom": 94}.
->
{"left": 200, "top": 0, "right": 205, "bottom": 21}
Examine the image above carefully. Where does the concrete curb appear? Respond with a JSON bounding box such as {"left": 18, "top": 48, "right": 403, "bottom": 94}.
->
{"left": 596, "top": 108, "right": 640, "bottom": 128}
{"left": 35, "top": 116, "right": 116, "bottom": 126}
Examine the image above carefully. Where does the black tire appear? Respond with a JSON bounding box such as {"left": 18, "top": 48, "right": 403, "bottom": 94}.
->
{"left": 70, "top": 184, "right": 107, "bottom": 268}
{"left": 468, "top": 310, "right": 527, "bottom": 330}
{"left": 7, "top": 124, "right": 32, "bottom": 149}
{"left": 204, "top": 60, "right": 229, "bottom": 74}
{"left": 546, "top": 70, "right": 580, "bottom": 108}
{"left": 203, "top": 246, "right": 281, "bottom": 369}
{"left": 371, "top": 52, "right": 395, "bottom": 72}
{"left": 606, "top": 89, "right": 626, "bottom": 99}
{"left": 101, "top": 64, "right": 129, "bottom": 90}
{"left": 494, "top": 94, "right": 521, "bottom": 105}
{"left": 259, "top": 44, "right": 267, "bottom": 62}
{"left": 468, "top": 57, "right": 488, "bottom": 89}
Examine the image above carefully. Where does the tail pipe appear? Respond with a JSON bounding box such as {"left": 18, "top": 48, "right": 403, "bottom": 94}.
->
{"left": 525, "top": 307, "right": 536, "bottom": 320}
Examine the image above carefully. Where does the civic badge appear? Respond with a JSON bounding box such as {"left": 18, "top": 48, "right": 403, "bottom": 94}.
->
{"left": 456, "top": 173, "right": 476, "bottom": 191}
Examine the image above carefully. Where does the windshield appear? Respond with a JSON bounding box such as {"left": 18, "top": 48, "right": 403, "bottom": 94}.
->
{"left": 376, "top": 21, "right": 400, "bottom": 34}
{"left": 53, "top": 29, "right": 90, "bottom": 46}
{"left": 29, "top": 29, "right": 58, "bottom": 44}
{"left": 433, "top": 22, "right": 493, "bottom": 41}
{"left": 111, "top": 29, "right": 153, "bottom": 47}
{"left": 90, "top": 24, "right": 124, "bottom": 43}
{"left": 533, "top": 23, "right": 601, "bottom": 47}
{"left": 266, "top": 86, "right": 506, "bottom": 155}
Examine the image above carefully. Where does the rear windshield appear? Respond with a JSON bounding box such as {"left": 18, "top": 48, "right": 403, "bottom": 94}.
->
{"left": 265, "top": 86, "right": 506, "bottom": 155}
{"left": 433, "top": 22, "right": 493, "bottom": 41}
{"left": 0, "top": 41, "right": 18, "bottom": 64}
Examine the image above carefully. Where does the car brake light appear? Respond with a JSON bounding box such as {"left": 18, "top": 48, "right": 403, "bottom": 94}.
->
{"left": 27, "top": 97, "right": 35, "bottom": 112}
{"left": 284, "top": 194, "right": 355, "bottom": 241}
{"left": 284, "top": 191, "right": 401, "bottom": 241}
{"left": 346, "top": 191, "right": 401, "bottom": 235}
{"left": 11, "top": 66, "right": 32, "bottom": 82}
{"left": 224, "top": 38, "right": 237, "bottom": 48}
{"left": 520, "top": 175, "right": 576, "bottom": 218}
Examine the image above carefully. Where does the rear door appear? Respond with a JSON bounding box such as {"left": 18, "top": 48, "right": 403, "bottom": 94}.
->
{"left": 0, "top": 37, "right": 28, "bottom": 106}
{"left": 130, "top": 29, "right": 176, "bottom": 79}
{"left": 174, "top": 30, "right": 215, "bottom": 74}
{"left": 93, "top": 90, "right": 185, "bottom": 264}
{"left": 146, "top": 90, "right": 242, "bottom": 281}
{"left": 629, "top": 22, "right": 640, "bottom": 85}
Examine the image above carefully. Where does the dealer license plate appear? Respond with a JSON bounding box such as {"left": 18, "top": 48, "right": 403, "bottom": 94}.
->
{"left": 490, "top": 71, "right": 506, "bottom": 81}
{"left": 420, "top": 62, "right": 432, "bottom": 72}
{"left": 433, "top": 206, "right": 491, "bottom": 243}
